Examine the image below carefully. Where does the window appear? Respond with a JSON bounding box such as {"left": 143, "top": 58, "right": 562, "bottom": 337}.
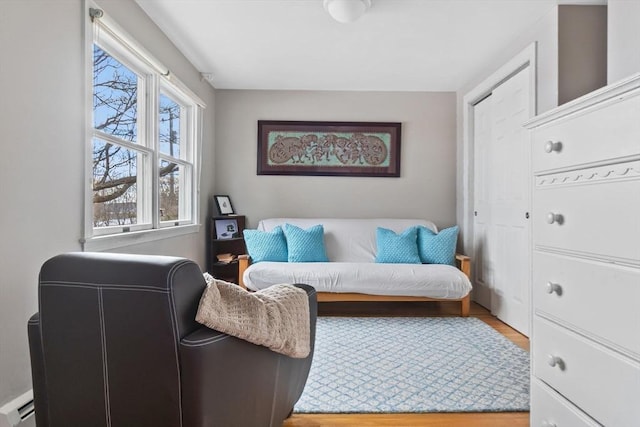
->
{"left": 84, "top": 6, "right": 204, "bottom": 249}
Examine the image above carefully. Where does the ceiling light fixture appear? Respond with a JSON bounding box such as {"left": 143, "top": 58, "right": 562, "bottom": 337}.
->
{"left": 323, "top": 0, "right": 371, "bottom": 24}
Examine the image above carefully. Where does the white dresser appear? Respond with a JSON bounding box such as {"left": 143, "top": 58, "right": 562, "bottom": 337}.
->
{"left": 525, "top": 73, "right": 640, "bottom": 427}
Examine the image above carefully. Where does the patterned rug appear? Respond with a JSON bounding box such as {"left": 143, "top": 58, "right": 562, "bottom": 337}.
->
{"left": 294, "top": 317, "right": 529, "bottom": 413}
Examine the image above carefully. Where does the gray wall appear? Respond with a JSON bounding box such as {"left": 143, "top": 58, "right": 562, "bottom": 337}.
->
{"left": 456, "top": 5, "right": 560, "bottom": 117}
{"left": 214, "top": 90, "right": 457, "bottom": 229}
{"left": 0, "top": 0, "right": 216, "bottom": 406}
{"left": 608, "top": 0, "right": 640, "bottom": 83}
{"left": 558, "top": 5, "right": 608, "bottom": 105}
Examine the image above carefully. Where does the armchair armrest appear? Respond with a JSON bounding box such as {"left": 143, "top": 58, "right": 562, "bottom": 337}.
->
{"left": 237, "top": 254, "right": 250, "bottom": 288}
{"left": 28, "top": 313, "right": 50, "bottom": 427}
{"left": 180, "top": 283, "right": 316, "bottom": 427}
{"left": 455, "top": 253, "right": 471, "bottom": 279}
{"left": 180, "top": 327, "right": 283, "bottom": 427}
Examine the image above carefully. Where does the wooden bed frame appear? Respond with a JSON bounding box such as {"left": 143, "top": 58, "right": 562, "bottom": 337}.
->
{"left": 238, "top": 254, "right": 471, "bottom": 317}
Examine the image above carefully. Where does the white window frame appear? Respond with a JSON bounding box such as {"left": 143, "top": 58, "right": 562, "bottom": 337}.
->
{"left": 82, "top": 2, "right": 205, "bottom": 251}
{"left": 157, "top": 84, "right": 196, "bottom": 229}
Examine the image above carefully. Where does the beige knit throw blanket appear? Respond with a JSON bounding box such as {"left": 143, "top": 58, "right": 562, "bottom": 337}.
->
{"left": 196, "top": 274, "right": 310, "bottom": 358}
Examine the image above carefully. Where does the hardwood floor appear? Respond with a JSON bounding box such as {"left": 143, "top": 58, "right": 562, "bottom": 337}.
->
{"left": 283, "top": 301, "right": 529, "bottom": 427}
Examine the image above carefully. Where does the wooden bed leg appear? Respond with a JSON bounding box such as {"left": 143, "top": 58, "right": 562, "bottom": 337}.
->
{"left": 455, "top": 254, "right": 471, "bottom": 279}
{"left": 237, "top": 255, "right": 250, "bottom": 289}
{"left": 461, "top": 294, "right": 470, "bottom": 317}
{"left": 455, "top": 254, "right": 472, "bottom": 317}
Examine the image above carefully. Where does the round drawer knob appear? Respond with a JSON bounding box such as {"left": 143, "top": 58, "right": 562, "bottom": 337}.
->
{"left": 546, "top": 212, "right": 563, "bottom": 224}
{"left": 547, "top": 354, "right": 564, "bottom": 368}
{"left": 546, "top": 282, "right": 561, "bottom": 295}
{"left": 542, "top": 421, "right": 557, "bottom": 427}
{"left": 544, "top": 140, "right": 562, "bottom": 153}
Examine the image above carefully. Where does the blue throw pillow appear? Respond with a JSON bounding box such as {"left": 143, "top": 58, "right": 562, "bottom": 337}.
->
{"left": 283, "top": 224, "right": 329, "bottom": 263}
{"left": 417, "top": 225, "right": 459, "bottom": 265}
{"left": 375, "top": 227, "right": 421, "bottom": 264}
{"left": 243, "top": 226, "right": 288, "bottom": 263}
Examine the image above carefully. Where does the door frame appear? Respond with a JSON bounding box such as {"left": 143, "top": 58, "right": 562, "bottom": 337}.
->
{"left": 461, "top": 43, "right": 537, "bottom": 306}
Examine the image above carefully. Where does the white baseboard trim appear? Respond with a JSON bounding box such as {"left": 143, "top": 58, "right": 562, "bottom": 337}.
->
{"left": 0, "top": 390, "right": 34, "bottom": 427}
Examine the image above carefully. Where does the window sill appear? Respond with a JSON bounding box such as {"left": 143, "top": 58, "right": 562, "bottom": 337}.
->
{"left": 81, "top": 224, "right": 201, "bottom": 252}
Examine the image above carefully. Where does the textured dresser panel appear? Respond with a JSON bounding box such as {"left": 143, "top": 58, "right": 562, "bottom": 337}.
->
{"left": 527, "top": 73, "right": 640, "bottom": 427}
{"left": 533, "top": 317, "right": 640, "bottom": 426}
{"left": 534, "top": 175, "right": 640, "bottom": 263}
{"left": 531, "top": 93, "right": 640, "bottom": 173}
{"left": 531, "top": 378, "right": 600, "bottom": 427}
{"left": 533, "top": 252, "right": 640, "bottom": 356}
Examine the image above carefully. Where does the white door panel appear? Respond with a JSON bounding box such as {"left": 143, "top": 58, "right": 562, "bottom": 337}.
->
{"left": 472, "top": 96, "right": 493, "bottom": 308}
{"left": 473, "top": 66, "right": 531, "bottom": 336}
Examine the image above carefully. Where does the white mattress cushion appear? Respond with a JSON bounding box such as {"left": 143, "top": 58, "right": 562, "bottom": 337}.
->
{"left": 243, "top": 262, "right": 471, "bottom": 299}
{"left": 257, "top": 218, "right": 437, "bottom": 263}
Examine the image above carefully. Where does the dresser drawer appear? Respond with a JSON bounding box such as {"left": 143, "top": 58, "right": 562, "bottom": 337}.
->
{"left": 533, "top": 317, "right": 640, "bottom": 426}
{"left": 531, "top": 92, "right": 640, "bottom": 173}
{"left": 534, "top": 177, "right": 640, "bottom": 263}
{"left": 533, "top": 252, "right": 640, "bottom": 356}
{"left": 531, "top": 378, "right": 599, "bottom": 427}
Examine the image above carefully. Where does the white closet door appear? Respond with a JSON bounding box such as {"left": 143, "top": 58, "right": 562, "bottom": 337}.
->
{"left": 472, "top": 96, "right": 494, "bottom": 309}
{"left": 474, "top": 66, "right": 531, "bottom": 336}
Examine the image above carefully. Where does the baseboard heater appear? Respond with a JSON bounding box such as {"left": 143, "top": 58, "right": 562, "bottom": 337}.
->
{"left": 0, "top": 390, "right": 34, "bottom": 427}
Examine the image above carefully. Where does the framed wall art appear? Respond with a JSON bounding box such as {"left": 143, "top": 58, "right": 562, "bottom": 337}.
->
{"left": 214, "top": 218, "right": 239, "bottom": 240}
{"left": 257, "top": 120, "right": 401, "bottom": 177}
{"left": 214, "top": 195, "right": 235, "bottom": 215}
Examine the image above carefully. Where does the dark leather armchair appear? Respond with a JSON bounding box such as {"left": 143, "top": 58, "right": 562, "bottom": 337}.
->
{"left": 28, "top": 252, "right": 317, "bottom": 427}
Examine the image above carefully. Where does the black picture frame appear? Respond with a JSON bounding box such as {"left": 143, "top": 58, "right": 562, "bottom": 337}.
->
{"left": 257, "top": 120, "right": 401, "bottom": 177}
{"left": 214, "top": 218, "right": 239, "bottom": 240}
{"left": 214, "top": 195, "right": 235, "bottom": 215}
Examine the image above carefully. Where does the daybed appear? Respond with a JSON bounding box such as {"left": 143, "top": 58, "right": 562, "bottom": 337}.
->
{"left": 238, "top": 218, "right": 472, "bottom": 316}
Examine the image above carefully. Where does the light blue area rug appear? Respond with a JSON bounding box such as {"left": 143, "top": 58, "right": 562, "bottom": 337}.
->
{"left": 294, "top": 317, "right": 529, "bottom": 413}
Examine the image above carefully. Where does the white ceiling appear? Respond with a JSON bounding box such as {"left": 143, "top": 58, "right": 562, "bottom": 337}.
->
{"left": 135, "top": 0, "right": 566, "bottom": 92}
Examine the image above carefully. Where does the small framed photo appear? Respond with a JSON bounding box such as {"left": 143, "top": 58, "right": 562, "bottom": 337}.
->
{"left": 214, "top": 195, "right": 235, "bottom": 215}
{"left": 214, "top": 218, "right": 239, "bottom": 240}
